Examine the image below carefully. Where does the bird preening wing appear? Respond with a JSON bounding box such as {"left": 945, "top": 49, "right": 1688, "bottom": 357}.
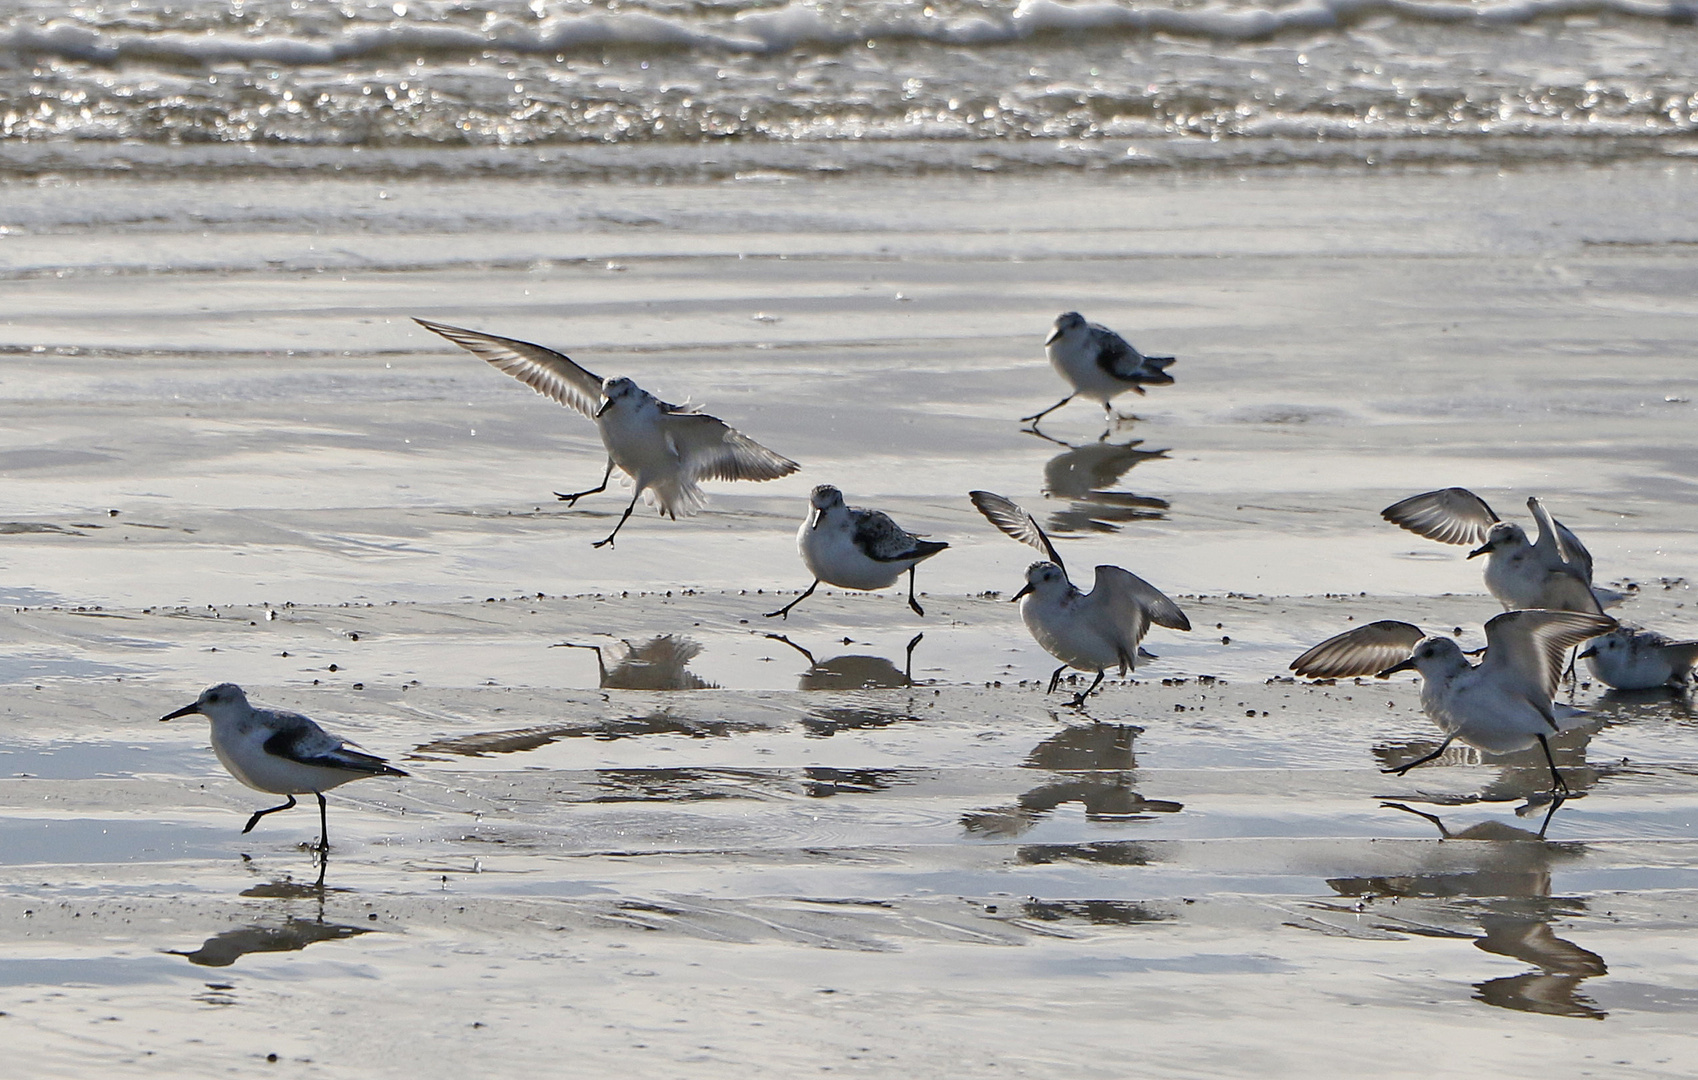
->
{"left": 1526, "top": 496, "right": 1595, "bottom": 582}
{"left": 262, "top": 716, "right": 409, "bottom": 777}
{"left": 415, "top": 319, "right": 605, "bottom": 420}
{"left": 660, "top": 411, "right": 799, "bottom": 484}
{"left": 1381, "top": 487, "right": 1500, "bottom": 546}
{"left": 1480, "top": 609, "right": 1617, "bottom": 704}
{"left": 969, "top": 490, "right": 1065, "bottom": 576}
{"left": 851, "top": 507, "right": 948, "bottom": 564}
{"left": 1290, "top": 620, "right": 1427, "bottom": 679}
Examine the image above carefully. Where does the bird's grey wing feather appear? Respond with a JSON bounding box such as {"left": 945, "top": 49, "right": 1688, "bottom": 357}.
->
{"left": 1090, "top": 326, "right": 1147, "bottom": 379}
{"left": 1290, "top": 621, "right": 1426, "bottom": 679}
{"left": 1526, "top": 497, "right": 1595, "bottom": 581}
{"left": 659, "top": 412, "right": 799, "bottom": 483}
{"left": 1380, "top": 488, "right": 1500, "bottom": 546}
{"left": 1090, "top": 565, "right": 1191, "bottom": 636}
{"left": 851, "top": 507, "right": 948, "bottom": 563}
{"left": 969, "top": 490, "right": 1065, "bottom": 576}
{"left": 415, "top": 319, "right": 604, "bottom": 420}
{"left": 1481, "top": 609, "right": 1617, "bottom": 703}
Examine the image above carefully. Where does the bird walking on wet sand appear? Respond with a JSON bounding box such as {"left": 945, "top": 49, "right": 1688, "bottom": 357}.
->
{"left": 1290, "top": 610, "right": 1616, "bottom": 806}
{"left": 971, "top": 490, "right": 1190, "bottom": 706}
{"left": 416, "top": 319, "right": 799, "bottom": 548}
{"left": 161, "top": 683, "right": 407, "bottom": 886}
{"left": 1381, "top": 489, "right": 1619, "bottom": 613}
{"left": 1021, "top": 312, "right": 1176, "bottom": 428}
{"left": 766, "top": 485, "right": 949, "bottom": 619}
{"left": 1579, "top": 626, "right": 1698, "bottom": 690}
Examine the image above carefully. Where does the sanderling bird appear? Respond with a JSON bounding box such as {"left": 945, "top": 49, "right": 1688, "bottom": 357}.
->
{"left": 1579, "top": 626, "right": 1698, "bottom": 690}
{"left": 1290, "top": 610, "right": 1616, "bottom": 805}
{"left": 1021, "top": 312, "right": 1176, "bottom": 427}
{"left": 1381, "top": 489, "right": 1618, "bottom": 613}
{"left": 161, "top": 683, "right": 407, "bottom": 884}
{"left": 971, "top": 490, "right": 1190, "bottom": 705}
{"left": 416, "top": 319, "right": 799, "bottom": 548}
{"left": 766, "top": 485, "right": 949, "bottom": 619}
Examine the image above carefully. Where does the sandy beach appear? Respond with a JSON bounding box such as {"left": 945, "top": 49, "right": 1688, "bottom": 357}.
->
{"left": 1, "top": 161, "right": 1697, "bottom": 1076}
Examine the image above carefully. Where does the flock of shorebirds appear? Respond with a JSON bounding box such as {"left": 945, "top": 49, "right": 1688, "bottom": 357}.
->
{"left": 157, "top": 312, "right": 1695, "bottom": 880}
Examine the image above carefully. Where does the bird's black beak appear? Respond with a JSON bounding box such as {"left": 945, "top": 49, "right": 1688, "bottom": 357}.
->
{"left": 1577, "top": 645, "right": 1598, "bottom": 659}
{"left": 1011, "top": 583, "right": 1034, "bottom": 602}
{"left": 1466, "top": 540, "right": 1493, "bottom": 559}
{"left": 594, "top": 397, "right": 612, "bottom": 418}
{"left": 809, "top": 508, "right": 822, "bottom": 531}
{"left": 159, "top": 702, "right": 201, "bottom": 722}
{"left": 1376, "top": 658, "right": 1417, "bottom": 678}
{"left": 1043, "top": 327, "right": 1062, "bottom": 346}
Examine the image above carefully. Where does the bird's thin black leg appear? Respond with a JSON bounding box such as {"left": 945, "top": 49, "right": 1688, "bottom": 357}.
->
{"left": 313, "top": 792, "right": 331, "bottom": 888}
{"left": 765, "top": 579, "right": 818, "bottom": 619}
{"left": 1020, "top": 394, "right": 1075, "bottom": 425}
{"left": 556, "top": 458, "right": 613, "bottom": 506}
{"left": 906, "top": 566, "right": 926, "bottom": 617}
{"left": 1047, "top": 664, "right": 1068, "bottom": 695}
{"left": 592, "top": 488, "right": 642, "bottom": 548}
{"left": 904, "top": 632, "right": 924, "bottom": 682}
{"left": 1068, "top": 669, "right": 1106, "bottom": 708}
{"left": 241, "top": 794, "right": 297, "bottom": 835}
{"left": 1381, "top": 734, "right": 1457, "bottom": 776}
{"left": 1538, "top": 733, "right": 1571, "bottom": 805}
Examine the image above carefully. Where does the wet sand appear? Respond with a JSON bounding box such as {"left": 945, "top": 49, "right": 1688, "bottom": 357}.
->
{"left": 1, "top": 162, "right": 1697, "bottom": 1075}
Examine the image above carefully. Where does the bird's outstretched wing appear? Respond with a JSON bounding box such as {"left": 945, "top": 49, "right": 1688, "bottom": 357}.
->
{"left": 1381, "top": 488, "right": 1500, "bottom": 546}
{"left": 660, "top": 412, "right": 799, "bottom": 484}
{"left": 415, "top": 319, "right": 604, "bottom": 420}
{"left": 1525, "top": 497, "right": 1595, "bottom": 582}
{"left": 851, "top": 507, "right": 948, "bottom": 563}
{"left": 969, "top": 490, "right": 1065, "bottom": 576}
{"left": 1481, "top": 609, "right": 1617, "bottom": 704}
{"left": 1290, "top": 620, "right": 1426, "bottom": 679}
{"left": 1086, "top": 565, "right": 1189, "bottom": 665}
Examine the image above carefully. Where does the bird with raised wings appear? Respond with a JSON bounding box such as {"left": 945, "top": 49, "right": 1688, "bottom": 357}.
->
{"left": 1290, "top": 610, "right": 1616, "bottom": 805}
{"left": 971, "top": 490, "right": 1190, "bottom": 706}
{"left": 416, "top": 319, "right": 799, "bottom": 548}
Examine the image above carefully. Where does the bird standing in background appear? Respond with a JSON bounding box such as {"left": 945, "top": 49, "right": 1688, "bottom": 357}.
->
{"left": 416, "top": 319, "right": 799, "bottom": 548}
{"left": 1022, "top": 312, "right": 1176, "bottom": 428}
{"left": 767, "top": 485, "right": 949, "bottom": 619}
{"left": 1579, "top": 626, "right": 1698, "bottom": 690}
{"left": 161, "top": 683, "right": 407, "bottom": 886}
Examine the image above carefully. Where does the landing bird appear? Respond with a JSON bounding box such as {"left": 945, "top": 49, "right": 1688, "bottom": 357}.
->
{"left": 1021, "top": 312, "right": 1176, "bottom": 427}
{"left": 160, "top": 683, "right": 407, "bottom": 885}
{"left": 971, "top": 490, "right": 1190, "bottom": 705}
{"left": 1381, "top": 489, "right": 1618, "bottom": 613}
{"left": 1290, "top": 610, "right": 1616, "bottom": 805}
{"left": 1579, "top": 626, "right": 1698, "bottom": 690}
{"left": 416, "top": 319, "right": 799, "bottom": 548}
{"left": 766, "top": 485, "right": 949, "bottom": 619}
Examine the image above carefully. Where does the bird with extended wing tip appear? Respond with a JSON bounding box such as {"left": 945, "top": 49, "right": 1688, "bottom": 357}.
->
{"left": 415, "top": 319, "right": 799, "bottom": 548}
{"left": 1380, "top": 488, "right": 1620, "bottom": 613}
{"left": 1290, "top": 610, "right": 1616, "bottom": 806}
{"left": 1579, "top": 626, "right": 1698, "bottom": 690}
{"left": 970, "top": 490, "right": 1190, "bottom": 706}
{"left": 766, "top": 485, "right": 949, "bottom": 620}
{"left": 160, "top": 683, "right": 407, "bottom": 886}
{"left": 1021, "top": 312, "right": 1176, "bottom": 428}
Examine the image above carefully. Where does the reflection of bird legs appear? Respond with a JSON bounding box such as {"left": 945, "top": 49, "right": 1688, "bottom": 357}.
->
{"left": 1380, "top": 801, "right": 1455, "bottom": 837}
{"left": 1020, "top": 394, "right": 1075, "bottom": 425}
{"left": 764, "top": 632, "right": 816, "bottom": 665}
{"left": 555, "top": 458, "right": 613, "bottom": 506}
{"left": 1381, "top": 732, "right": 1457, "bottom": 776}
{"left": 313, "top": 793, "right": 329, "bottom": 889}
{"left": 904, "top": 633, "right": 923, "bottom": 681}
{"left": 551, "top": 641, "right": 610, "bottom": 682}
{"left": 765, "top": 580, "right": 817, "bottom": 620}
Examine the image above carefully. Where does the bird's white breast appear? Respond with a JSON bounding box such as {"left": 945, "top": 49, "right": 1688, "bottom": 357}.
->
{"left": 799, "top": 512, "right": 905, "bottom": 590}
{"left": 1022, "top": 592, "right": 1122, "bottom": 671}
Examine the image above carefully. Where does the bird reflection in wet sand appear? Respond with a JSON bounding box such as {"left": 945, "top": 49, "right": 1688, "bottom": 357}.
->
{"left": 1327, "top": 803, "right": 1606, "bottom": 1019}
{"left": 553, "top": 634, "right": 717, "bottom": 690}
{"left": 1028, "top": 428, "right": 1170, "bottom": 534}
{"left": 1371, "top": 721, "right": 1603, "bottom": 823}
{"left": 962, "top": 722, "right": 1182, "bottom": 837}
{"left": 766, "top": 632, "right": 924, "bottom": 689}
{"left": 169, "top": 885, "right": 372, "bottom": 968}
